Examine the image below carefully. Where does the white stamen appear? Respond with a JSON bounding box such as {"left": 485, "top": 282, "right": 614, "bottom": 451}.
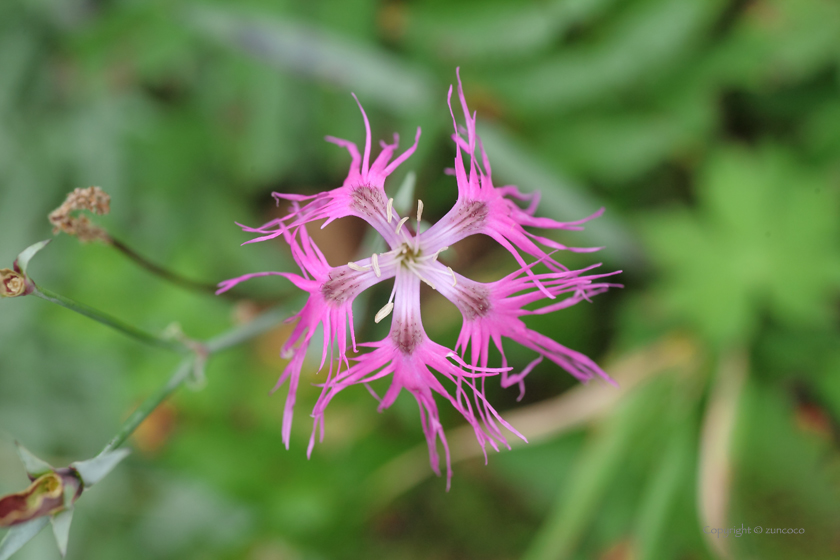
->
{"left": 417, "top": 199, "right": 424, "bottom": 222}
{"left": 420, "top": 276, "right": 436, "bottom": 290}
{"left": 417, "top": 247, "right": 449, "bottom": 261}
{"left": 374, "top": 302, "right": 394, "bottom": 323}
{"left": 371, "top": 253, "right": 381, "bottom": 277}
{"left": 395, "top": 216, "right": 410, "bottom": 233}
{"left": 347, "top": 262, "right": 369, "bottom": 272}
{"left": 447, "top": 266, "right": 457, "bottom": 287}
{"left": 406, "top": 262, "right": 436, "bottom": 290}
{"left": 386, "top": 198, "right": 394, "bottom": 223}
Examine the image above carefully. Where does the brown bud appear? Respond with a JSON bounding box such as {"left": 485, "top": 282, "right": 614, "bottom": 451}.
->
{"left": 0, "top": 268, "right": 27, "bottom": 297}
{"left": 0, "top": 470, "right": 81, "bottom": 527}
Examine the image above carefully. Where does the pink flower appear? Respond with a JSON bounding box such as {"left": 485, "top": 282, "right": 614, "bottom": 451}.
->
{"left": 423, "top": 69, "right": 603, "bottom": 296}
{"left": 434, "top": 260, "right": 621, "bottom": 401}
{"left": 221, "top": 71, "right": 619, "bottom": 486}
{"left": 235, "top": 95, "right": 421, "bottom": 248}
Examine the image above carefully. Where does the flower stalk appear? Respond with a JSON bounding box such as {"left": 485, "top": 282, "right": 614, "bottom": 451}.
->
{"left": 30, "top": 284, "right": 190, "bottom": 354}
{"left": 0, "top": 302, "right": 291, "bottom": 558}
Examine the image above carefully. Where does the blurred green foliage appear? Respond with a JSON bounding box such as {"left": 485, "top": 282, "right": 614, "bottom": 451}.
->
{"left": 1, "top": 0, "right": 839, "bottom": 559}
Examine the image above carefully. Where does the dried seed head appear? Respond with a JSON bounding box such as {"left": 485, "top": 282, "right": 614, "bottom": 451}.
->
{"left": 49, "top": 186, "right": 111, "bottom": 243}
{"left": 0, "top": 268, "right": 27, "bottom": 297}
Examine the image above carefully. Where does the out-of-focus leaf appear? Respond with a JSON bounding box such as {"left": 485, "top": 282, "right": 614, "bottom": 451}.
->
{"left": 71, "top": 449, "right": 130, "bottom": 488}
{"left": 13, "top": 442, "right": 52, "bottom": 479}
{"left": 634, "top": 419, "right": 693, "bottom": 560}
{"left": 13, "top": 240, "right": 50, "bottom": 276}
{"left": 730, "top": 383, "right": 840, "bottom": 559}
{"left": 803, "top": 100, "right": 840, "bottom": 161}
{"left": 708, "top": 0, "right": 840, "bottom": 89}
{"left": 477, "top": 121, "right": 646, "bottom": 270}
{"left": 0, "top": 517, "right": 49, "bottom": 560}
{"left": 236, "top": 67, "right": 296, "bottom": 183}
{"left": 0, "top": 27, "right": 39, "bottom": 118}
{"left": 538, "top": 87, "right": 716, "bottom": 183}
{"left": 494, "top": 0, "right": 728, "bottom": 113}
{"left": 407, "top": 0, "right": 618, "bottom": 61}
{"left": 643, "top": 145, "right": 840, "bottom": 343}
{"left": 523, "top": 379, "right": 665, "bottom": 560}
{"left": 50, "top": 507, "right": 73, "bottom": 557}
{"left": 185, "top": 5, "right": 435, "bottom": 115}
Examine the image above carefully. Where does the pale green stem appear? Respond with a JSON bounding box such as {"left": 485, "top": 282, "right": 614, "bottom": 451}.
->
{"left": 205, "top": 304, "right": 292, "bottom": 353}
{"left": 99, "top": 304, "right": 290, "bottom": 455}
{"left": 100, "top": 358, "right": 194, "bottom": 454}
{"left": 31, "top": 284, "right": 188, "bottom": 354}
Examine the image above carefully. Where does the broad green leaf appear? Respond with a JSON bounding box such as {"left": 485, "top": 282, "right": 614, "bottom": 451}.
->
{"left": 643, "top": 145, "right": 840, "bottom": 343}
{"left": 708, "top": 0, "right": 840, "bottom": 88}
{"left": 184, "top": 5, "right": 434, "bottom": 116}
{"left": 536, "top": 86, "right": 716, "bottom": 183}
{"left": 407, "top": 0, "right": 618, "bottom": 61}
{"left": 494, "top": 0, "right": 728, "bottom": 113}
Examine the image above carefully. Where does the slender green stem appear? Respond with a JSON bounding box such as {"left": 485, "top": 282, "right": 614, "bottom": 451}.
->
{"left": 205, "top": 304, "right": 294, "bottom": 353}
{"left": 100, "top": 359, "right": 194, "bottom": 454}
{"left": 98, "top": 304, "right": 290, "bottom": 455}
{"left": 109, "top": 237, "right": 284, "bottom": 303}
{"left": 110, "top": 237, "right": 227, "bottom": 297}
{"left": 31, "top": 284, "right": 188, "bottom": 354}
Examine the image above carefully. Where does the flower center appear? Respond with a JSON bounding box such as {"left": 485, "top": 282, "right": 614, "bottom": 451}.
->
{"left": 345, "top": 200, "right": 459, "bottom": 324}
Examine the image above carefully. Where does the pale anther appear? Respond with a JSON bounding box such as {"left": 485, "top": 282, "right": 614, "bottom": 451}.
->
{"left": 386, "top": 198, "right": 394, "bottom": 223}
{"left": 347, "top": 262, "right": 369, "bottom": 272}
{"left": 447, "top": 266, "right": 457, "bottom": 287}
{"left": 432, "top": 246, "right": 449, "bottom": 260}
{"left": 417, "top": 199, "right": 424, "bottom": 222}
{"left": 395, "top": 216, "right": 410, "bottom": 233}
{"left": 371, "top": 253, "right": 381, "bottom": 277}
{"left": 374, "top": 301, "right": 394, "bottom": 323}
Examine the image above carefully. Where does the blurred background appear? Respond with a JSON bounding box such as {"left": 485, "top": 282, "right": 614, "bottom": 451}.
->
{"left": 1, "top": 0, "right": 840, "bottom": 558}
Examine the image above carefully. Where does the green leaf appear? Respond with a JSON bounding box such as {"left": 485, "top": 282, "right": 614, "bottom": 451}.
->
{"left": 0, "top": 517, "right": 50, "bottom": 560}
{"left": 71, "top": 449, "right": 130, "bottom": 488}
{"left": 407, "top": 0, "right": 618, "bottom": 61}
{"left": 13, "top": 240, "right": 50, "bottom": 276}
{"left": 730, "top": 383, "right": 840, "bottom": 559}
{"left": 494, "top": 0, "right": 728, "bottom": 113}
{"left": 709, "top": 0, "right": 840, "bottom": 88}
{"left": 14, "top": 442, "right": 53, "bottom": 479}
{"left": 184, "top": 5, "right": 434, "bottom": 116}
{"left": 50, "top": 508, "right": 73, "bottom": 557}
{"left": 643, "top": 145, "right": 840, "bottom": 343}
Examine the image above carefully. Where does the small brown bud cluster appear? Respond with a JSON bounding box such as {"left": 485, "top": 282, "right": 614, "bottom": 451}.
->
{"left": 48, "top": 186, "right": 111, "bottom": 243}
{"left": 0, "top": 268, "right": 27, "bottom": 297}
